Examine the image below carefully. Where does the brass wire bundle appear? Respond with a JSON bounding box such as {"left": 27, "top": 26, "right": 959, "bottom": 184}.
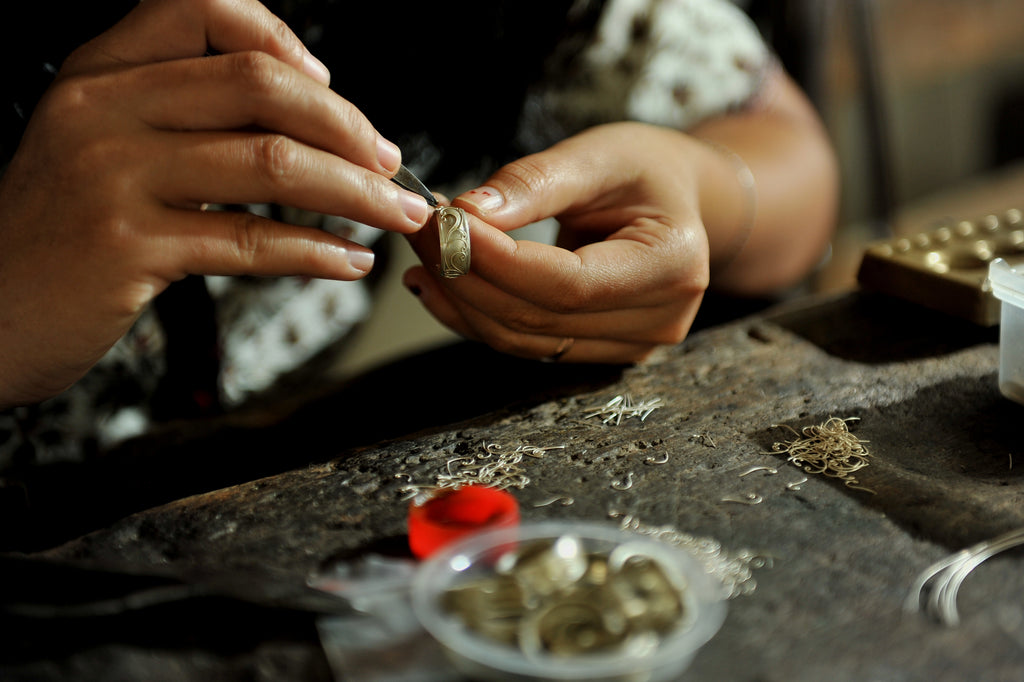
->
{"left": 769, "top": 417, "right": 875, "bottom": 494}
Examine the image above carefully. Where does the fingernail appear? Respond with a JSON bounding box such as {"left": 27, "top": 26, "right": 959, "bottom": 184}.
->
{"left": 460, "top": 186, "right": 504, "bottom": 212}
{"left": 302, "top": 51, "right": 331, "bottom": 85}
{"left": 399, "top": 191, "right": 430, "bottom": 227}
{"left": 348, "top": 248, "right": 375, "bottom": 274}
{"left": 377, "top": 137, "right": 401, "bottom": 174}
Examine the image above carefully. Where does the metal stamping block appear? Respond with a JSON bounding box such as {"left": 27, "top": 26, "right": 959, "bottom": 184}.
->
{"left": 857, "top": 208, "right": 1024, "bottom": 325}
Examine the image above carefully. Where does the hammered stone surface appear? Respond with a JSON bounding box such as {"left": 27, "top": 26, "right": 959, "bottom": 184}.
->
{"left": 5, "top": 291, "right": 1024, "bottom": 681}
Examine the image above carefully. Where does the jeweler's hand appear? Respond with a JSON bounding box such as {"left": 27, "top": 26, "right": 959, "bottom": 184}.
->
{"left": 403, "top": 123, "right": 720, "bottom": 364}
{"left": 0, "top": 0, "right": 431, "bottom": 408}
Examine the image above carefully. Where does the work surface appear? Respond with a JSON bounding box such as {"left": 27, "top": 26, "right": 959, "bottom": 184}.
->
{"left": 4, "top": 290, "right": 1024, "bottom": 681}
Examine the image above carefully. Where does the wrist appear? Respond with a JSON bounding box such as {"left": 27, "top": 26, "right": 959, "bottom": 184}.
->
{"left": 694, "top": 138, "right": 757, "bottom": 275}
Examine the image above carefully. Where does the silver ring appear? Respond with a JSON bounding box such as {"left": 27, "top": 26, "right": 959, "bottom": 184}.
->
{"left": 436, "top": 206, "right": 470, "bottom": 278}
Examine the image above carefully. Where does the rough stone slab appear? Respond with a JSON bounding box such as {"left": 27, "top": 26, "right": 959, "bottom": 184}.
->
{"left": 5, "top": 291, "right": 1024, "bottom": 681}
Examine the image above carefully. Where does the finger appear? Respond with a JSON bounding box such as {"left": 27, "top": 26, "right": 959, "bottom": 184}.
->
{"left": 402, "top": 265, "right": 480, "bottom": 341}
{"left": 408, "top": 265, "right": 698, "bottom": 345}
{"left": 403, "top": 208, "right": 692, "bottom": 316}
{"left": 151, "top": 130, "right": 428, "bottom": 233}
{"left": 404, "top": 267, "right": 656, "bottom": 363}
{"left": 63, "top": 0, "right": 330, "bottom": 84}
{"left": 540, "top": 338, "right": 656, "bottom": 364}
{"left": 122, "top": 53, "right": 396, "bottom": 176}
{"left": 152, "top": 207, "right": 377, "bottom": 281}
{"left": 443, "top": 214, "right": 708, "bottom": 312}
{"left": 453, "top": 123, "right": 701, "bottom": 232}
{"left": 452, "top": 136, "right": 615, "bottom": 231}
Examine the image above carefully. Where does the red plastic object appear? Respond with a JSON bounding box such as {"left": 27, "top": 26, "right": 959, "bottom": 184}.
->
{"left": 408, "top": 485, "right": 520, "bottom": 559}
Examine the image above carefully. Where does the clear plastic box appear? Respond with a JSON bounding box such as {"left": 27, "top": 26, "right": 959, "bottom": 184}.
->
{"left": 987, "top": 259, "right": 1024, "bottom": 405}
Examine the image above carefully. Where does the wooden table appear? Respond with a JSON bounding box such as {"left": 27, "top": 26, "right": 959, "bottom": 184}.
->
{"left": 3, "top": 290, "right": 1023, "bottom": 681}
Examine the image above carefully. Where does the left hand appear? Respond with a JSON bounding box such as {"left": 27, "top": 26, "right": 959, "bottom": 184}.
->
{"left": 403, "top": 122, "right": 718, "bottom": 364}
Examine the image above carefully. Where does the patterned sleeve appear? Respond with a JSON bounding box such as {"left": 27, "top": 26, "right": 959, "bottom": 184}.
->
{"left": 516, "top": 0, "right": 772, "bottom": 151}
{"left": 0, "top": 213, "right": 382, "bottom": 472}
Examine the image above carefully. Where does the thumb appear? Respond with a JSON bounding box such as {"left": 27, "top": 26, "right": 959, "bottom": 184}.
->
{"left": 452, "top": 144, "right": 604, "bottom": 232}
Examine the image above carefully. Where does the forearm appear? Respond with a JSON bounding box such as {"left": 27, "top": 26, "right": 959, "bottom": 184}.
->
{"left": 690, "top": 68, "right": 839, "bottom": 295}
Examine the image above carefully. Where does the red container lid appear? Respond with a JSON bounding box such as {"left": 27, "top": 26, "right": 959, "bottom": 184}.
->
{"left": 408, "top": 485, "right": 520, "bottom": 559}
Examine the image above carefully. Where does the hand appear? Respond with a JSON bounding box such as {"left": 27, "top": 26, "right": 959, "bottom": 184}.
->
{"left": 0, "top": 0, "right": 432, "bottom": 407}
{"left": 403, "top": 122, "right": 720, "bottom": 364}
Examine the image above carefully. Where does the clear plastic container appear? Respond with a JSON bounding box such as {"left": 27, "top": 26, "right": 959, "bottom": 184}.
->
{"left": 987, "top": 259, "right": 1024, "bottom": 405}
{"left": 410, "top": 520, "right": 727, "bottom": 682}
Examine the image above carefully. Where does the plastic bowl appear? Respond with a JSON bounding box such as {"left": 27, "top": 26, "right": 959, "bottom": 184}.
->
{"left": 411, "top": 520, "right": 727, "bottom": 682}
{"left": 989, "top": 258, "right": 1024, "bottom": 405}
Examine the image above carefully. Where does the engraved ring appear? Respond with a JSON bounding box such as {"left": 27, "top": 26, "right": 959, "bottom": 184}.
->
{"left": 436, "top": 206, "right": 471, "bottom": 278}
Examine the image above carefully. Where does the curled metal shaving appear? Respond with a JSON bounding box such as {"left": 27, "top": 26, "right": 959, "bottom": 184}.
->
{"left": 397, "top": 442, "right": 565, "bottom": 498}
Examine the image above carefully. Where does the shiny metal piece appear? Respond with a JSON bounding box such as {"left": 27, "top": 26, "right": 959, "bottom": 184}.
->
{"left": 786, "top": 477, "right": 809, "bottom": 491}
{"left": 390, "top": 164, "right": 437, "bottom": 206}
{"left": 612, "top": 512, "right": 771, "bottom": 600}
{"left": 436, "top": 206, "right": 471, "bottom": 278}
{"left": 611, "top": 473, "right": 635, "bottom": 491}
{"left": 905, "top": 525, "right": 1024, "bottom": 626}
{"left": 607, "top": 546, "right": 685, "bottom": 629}
{"left": 738, "top": 465, "right": 778, "bottom": 478}
{"left": 533, "top": 495, "right": 575, "bottom": 507}
{"left": 509, "top": 536, "right": 589, "bottom": 598}
{"left": 442, "top": 577, "right": 525, "bottom": 646}
{"left": 519, "top": 598, "right": 627, "bottom": 658}
{"left": 440, "top": 534, "right": 692, "bottom": 661}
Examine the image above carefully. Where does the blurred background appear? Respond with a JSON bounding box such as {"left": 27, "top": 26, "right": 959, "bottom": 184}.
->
{"left": 754, "top": 0, "right": 1024, "bottom": 291}
{"left": 332, "top": 0, "right": 1024, "bottom": 378}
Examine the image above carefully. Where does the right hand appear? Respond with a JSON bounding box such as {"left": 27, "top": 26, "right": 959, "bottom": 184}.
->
{"left": 0, "top": 0, "right": 431, "bottom": 408}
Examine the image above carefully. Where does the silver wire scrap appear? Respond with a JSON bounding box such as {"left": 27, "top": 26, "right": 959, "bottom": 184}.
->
{"left": 785, "top": 477, "right": 809, "bottom": 491}
{"left": 611, "top": 512, "right": 772, "bottom": 599}
{"left": 584, "top": 394, "right": 663, "bottom": 425}
{"left": 532, "top": 496, "right": 575, "bottom": 508}
{"left": 905, "top": 526, "right": 1024, "bottom": 626}
{"left": 611, "top": 473, "right": 635, "bottom": 491}
{"left": 397, "top": 443, "right": 566, "bottom": 498}
{"left": 738, "top": 465, "right": 778, "bottom": 478}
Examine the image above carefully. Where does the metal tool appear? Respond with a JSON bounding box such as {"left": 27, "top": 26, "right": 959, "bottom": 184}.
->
{"left": 391, "top": 164, "right": 438, "bottom": 207}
